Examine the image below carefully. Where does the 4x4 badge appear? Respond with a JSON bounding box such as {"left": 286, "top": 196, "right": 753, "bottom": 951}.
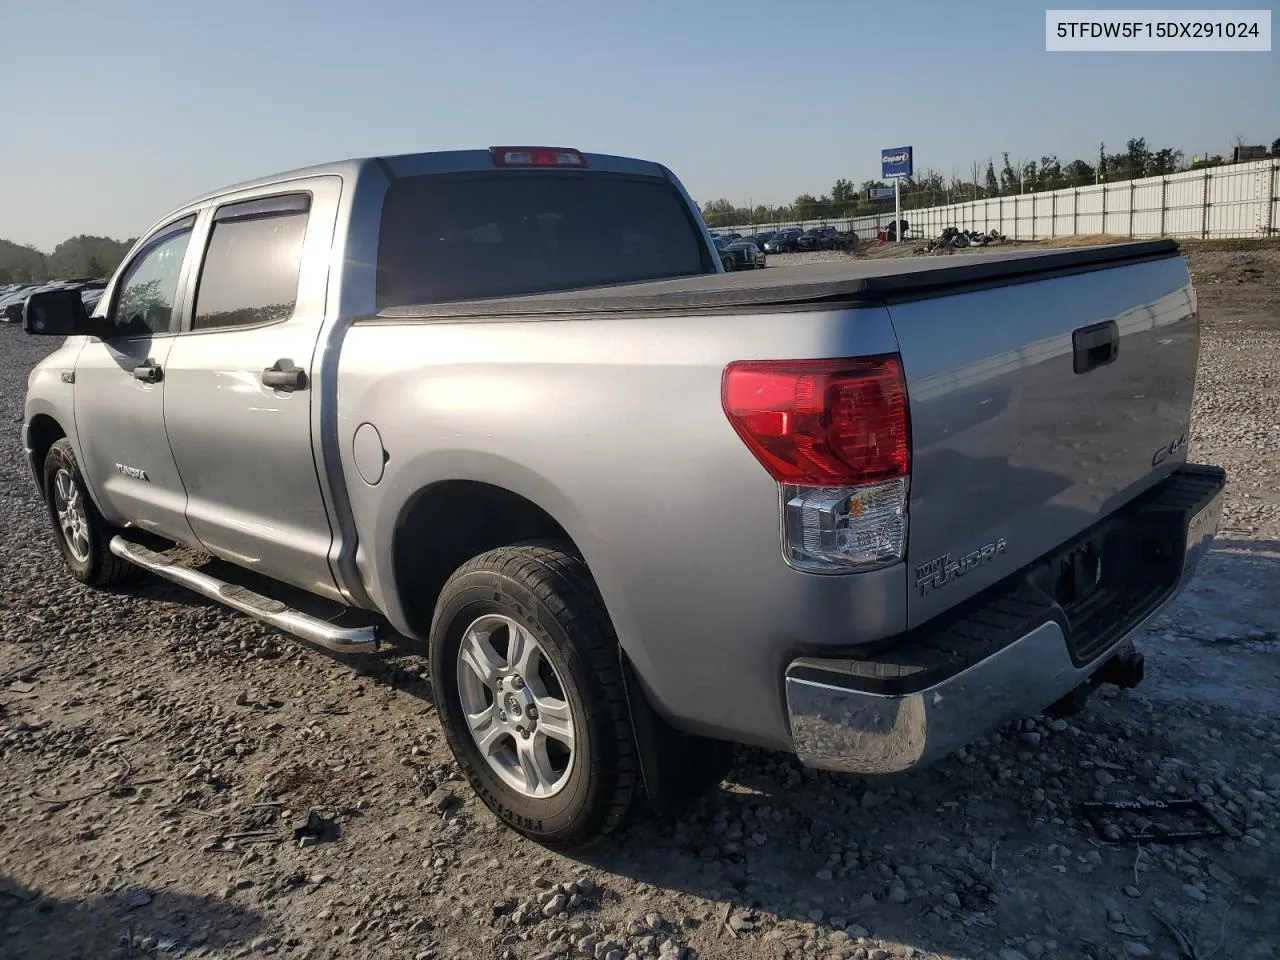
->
{"left": 1152, "top": 432, "right": 1187, "bottom": 467}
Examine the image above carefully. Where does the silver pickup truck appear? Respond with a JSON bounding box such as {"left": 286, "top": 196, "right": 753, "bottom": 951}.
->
{"left": 20, "top": 146, "right": 1224, "bottom": 846}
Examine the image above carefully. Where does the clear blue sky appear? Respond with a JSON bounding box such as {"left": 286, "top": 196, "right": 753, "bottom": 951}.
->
{"left": 1, "top": 0, "right": 1275, "bottom": 250}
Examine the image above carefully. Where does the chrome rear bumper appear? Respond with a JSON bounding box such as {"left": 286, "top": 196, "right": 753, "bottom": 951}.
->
{"left": 786, "top": 467, "right": 1224, "bottom": 775}
{"left": 788, "top": 619, "right": 1117, "bottom": 774}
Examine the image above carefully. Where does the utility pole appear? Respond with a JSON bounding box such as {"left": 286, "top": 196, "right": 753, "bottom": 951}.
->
{"left": 894, "top": 178, "right": 902, "bottom": 243}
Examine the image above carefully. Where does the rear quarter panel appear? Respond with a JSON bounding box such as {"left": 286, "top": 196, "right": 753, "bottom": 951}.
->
{"left": 337, "top": 308, "right": 903, "bottom": 749}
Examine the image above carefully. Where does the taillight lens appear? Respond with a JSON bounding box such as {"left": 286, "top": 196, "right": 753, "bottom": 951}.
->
{"left": 721, "top": 356, "right": 909, "bottom": 486}
{"left": 722, "top": 356, "right": 911, "bottom": 572}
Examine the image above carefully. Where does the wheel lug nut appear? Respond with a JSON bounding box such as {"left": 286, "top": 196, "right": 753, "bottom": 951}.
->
{"left": 511, "top": 675, "right": 524, "bottom": 689}
{"left": 521, "top": 729, "right": 531, "bottom": 739}
{"left": 527, "top": 707, "right": 538, "bottom": 720}
{"left": 498, "top": 712, "right": 507, "bottom": 722}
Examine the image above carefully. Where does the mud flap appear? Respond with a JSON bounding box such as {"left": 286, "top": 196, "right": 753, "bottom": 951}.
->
{"left": 619, "top": 651, "right": 735, "bottom": 819}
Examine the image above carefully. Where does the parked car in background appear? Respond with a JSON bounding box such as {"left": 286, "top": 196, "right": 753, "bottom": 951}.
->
{"left": 712, "top": 236, "right": 735, "bottom": 270}
{"left": 763, "top": 227, "right": 803, "bottom": 253}
{"left": 746, "top": 231, "right": 776, "bottom": 250}
{"left": 1, "top": 284, "right": 53, "bottom": 323}
{"left": 2, "top": 279, "right": 111, "bottom": 322}
{"left": 727, "top": 239, "right": 765, "bottom": 269}
{"left": 712, "top": 237, "right": 766, "bottom": 271}
{"left": 835, "top": 230, "right": 860, "bottom": 253}
{"left": 0, "top": 284, "right": 38, "bottom": 317}
{"left": 796, "top": 225, "right": 840, "bottom": 251}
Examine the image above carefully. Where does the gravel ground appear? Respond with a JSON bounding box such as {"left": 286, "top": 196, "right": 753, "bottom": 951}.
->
{"left": 2, "top": 242, "right": 1278, "bottom": 960}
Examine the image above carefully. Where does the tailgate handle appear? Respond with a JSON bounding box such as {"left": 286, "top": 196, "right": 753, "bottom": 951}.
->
{"left": 1072, "top": 320, "right": 1119, "bottom": 374}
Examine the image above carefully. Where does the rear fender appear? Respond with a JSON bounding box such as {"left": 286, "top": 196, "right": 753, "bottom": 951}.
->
{"left": 365, "top": 449, "right": 670, "bottom": 693}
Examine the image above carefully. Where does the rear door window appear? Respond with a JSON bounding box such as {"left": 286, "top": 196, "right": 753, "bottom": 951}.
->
{"left": 376, "top": 172, "right": 713, "bottom": 309}
{"left": 192, "top": 194, "right": 310, "bottom": 331}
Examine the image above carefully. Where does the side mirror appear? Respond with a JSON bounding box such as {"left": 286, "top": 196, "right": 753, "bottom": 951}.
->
{"left": 23, "top": 288, "right": 92, "bottom": 337}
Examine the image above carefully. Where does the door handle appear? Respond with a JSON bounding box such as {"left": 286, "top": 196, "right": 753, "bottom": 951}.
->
{"left": 262, "top": 358, "right": 307, "bottom": 392}
{"left": 132, "top": 360, "right": 163, "bottom": 383}
{"left": 1072, "top": 320, "right": 1119, "bottom": 374}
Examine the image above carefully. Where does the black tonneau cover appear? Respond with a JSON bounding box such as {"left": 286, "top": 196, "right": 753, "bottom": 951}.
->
{"left": 373, "top": 239, "right": 1179, "bottom": 320}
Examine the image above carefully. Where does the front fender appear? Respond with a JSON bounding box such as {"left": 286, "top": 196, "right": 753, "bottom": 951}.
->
{"left": 22, "top": 338, "right": 87, "bottom": 503}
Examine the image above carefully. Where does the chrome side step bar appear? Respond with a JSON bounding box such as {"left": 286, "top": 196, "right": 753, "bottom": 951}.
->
{"left": 109, "top": 537, "right": 379, "bottom": 654}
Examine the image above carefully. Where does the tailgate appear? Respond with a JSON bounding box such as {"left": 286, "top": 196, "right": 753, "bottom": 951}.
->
{"left": 890, "top": 250, "right": 1199, "bottom": 627}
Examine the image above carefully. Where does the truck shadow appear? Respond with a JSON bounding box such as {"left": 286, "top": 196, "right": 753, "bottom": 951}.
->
{"left": 0, "top": 875, "right": 267, "bottom": 959}
{"left": 131, "top": 552, "right": 435, "bottom": 696}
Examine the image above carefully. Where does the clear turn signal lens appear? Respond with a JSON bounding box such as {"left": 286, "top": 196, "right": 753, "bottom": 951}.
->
{"left": 782, "top": 478, "right": 907, "bottom": 572}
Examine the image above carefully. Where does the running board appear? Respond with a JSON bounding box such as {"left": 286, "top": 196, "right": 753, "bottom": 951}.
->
{"left": 109, "top": 536, "right": 380, "bottom": 654}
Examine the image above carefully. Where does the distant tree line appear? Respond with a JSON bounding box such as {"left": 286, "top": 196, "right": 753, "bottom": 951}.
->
{"left": 699, "top": 135, "right": 1280, "bottom": 228}
{"left": 0, "top": 234, "right": 135, "bottom": 284}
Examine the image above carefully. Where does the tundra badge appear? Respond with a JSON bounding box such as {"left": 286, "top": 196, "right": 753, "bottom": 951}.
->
{"left": 915, "top": 537, "right": 1008, "bottom": 597}
{"left": 114, "top": 463, "right": 150, "bottom": 482}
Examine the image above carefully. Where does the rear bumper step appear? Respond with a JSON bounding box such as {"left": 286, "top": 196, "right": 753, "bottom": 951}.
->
{"left": 785, "top": 463, "right": 1225, "bottom": 774}
{"left": 109, "top": 537, "right": 380, "bottom": 654}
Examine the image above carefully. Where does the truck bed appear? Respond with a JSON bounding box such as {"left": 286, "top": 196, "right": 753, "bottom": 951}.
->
{"left": 372, "top": 240, "right": 1180, "bottom": 319}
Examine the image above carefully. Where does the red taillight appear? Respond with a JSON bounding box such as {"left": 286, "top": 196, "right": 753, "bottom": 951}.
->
{"left": 721, "top": 355, "right": 910, "bottom": 486}
{"left": 489, "top": 146, "right": 587, "bottom": 168}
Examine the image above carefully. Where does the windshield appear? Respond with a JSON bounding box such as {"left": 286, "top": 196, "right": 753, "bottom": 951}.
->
{"left": 376, "top": 171, "right": 714, "bottom": 308}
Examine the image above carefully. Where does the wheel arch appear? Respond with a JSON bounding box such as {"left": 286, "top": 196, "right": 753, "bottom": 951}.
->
{"left": 389, "top": 479, "right": 581, "bottom": 642}
{"left": 25, "top": 412, "right": 68, "bottom": 502}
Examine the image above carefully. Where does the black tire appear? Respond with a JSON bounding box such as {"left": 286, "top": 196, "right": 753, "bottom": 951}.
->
{"left": 429, "top": 541, "right": 637, "bottom": 847}
{"left": 42, "top": 437, "right": 139, "bottom": 588}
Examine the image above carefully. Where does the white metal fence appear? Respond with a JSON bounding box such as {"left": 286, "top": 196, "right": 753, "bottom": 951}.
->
{"left": 717, "top": 158, "right": 1280, "bottom": 242}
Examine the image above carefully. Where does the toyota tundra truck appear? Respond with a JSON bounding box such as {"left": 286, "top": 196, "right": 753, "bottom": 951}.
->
{"left": 20, "top": 146, "right": 1224, "bottom": 845}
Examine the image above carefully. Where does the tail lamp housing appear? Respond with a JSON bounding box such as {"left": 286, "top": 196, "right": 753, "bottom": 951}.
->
{"left": 722, "top": 355, "right": 911, "bottom": 572}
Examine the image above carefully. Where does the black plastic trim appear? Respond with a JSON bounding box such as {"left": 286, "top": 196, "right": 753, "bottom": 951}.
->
{"left": 1073, "top": 319, "right": 1120, "bottom": 374}
{"left": 213, "top": 192, "right": 312, "bottom": 222}
{"left": 362, "top": 239, "right": 1181, "bottom": 323}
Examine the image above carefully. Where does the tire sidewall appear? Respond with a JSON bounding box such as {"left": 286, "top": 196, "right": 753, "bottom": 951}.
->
{"left": 43, "top": 440, "right": 96, "bottom": 582}
{"left": 430, "top": 572, "right": 608, "bottom": 841}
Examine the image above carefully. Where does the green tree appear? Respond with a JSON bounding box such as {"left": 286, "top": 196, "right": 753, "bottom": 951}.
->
{"left": 700, "top": 198, "right": 747, "bottom": 227}
{"left": 830, "top": 178, "right": 856, "bottom": 210}
{"left": 1272, "top": 137, "right": 1280, "bottom": 156}
{"left": 999, "top": 153, "right": 1020, "bottom": 195}
{"left": 1062, "top": 159, "right": 1094, "bottom": 186}
{"left": 792, "top": 194, "right": 824, "bottom": 220}
{"left": 1148, "top": 147, "right": 1184, "bottom": 175}
{"left": 984, "top": 160, "right": 999, "bottom": 198}
{"left": 1039, "top": 155, "right": 1064, "bottom": 190}
{"left": 1021, "top": 160, "right": 1039, "bottom": 192}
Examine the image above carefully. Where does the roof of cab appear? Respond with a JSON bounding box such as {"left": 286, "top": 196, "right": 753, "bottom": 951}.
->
{"left": 180, "top": 149, "right": 669, "bottom": 208}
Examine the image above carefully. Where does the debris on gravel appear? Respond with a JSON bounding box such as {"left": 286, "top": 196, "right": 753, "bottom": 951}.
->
{"left": 1, "top": 240, "right": 1278, "bottom": 960}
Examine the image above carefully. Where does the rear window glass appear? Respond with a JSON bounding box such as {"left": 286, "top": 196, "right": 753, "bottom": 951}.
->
{"left": 375, "top": 172, "right": 712, "bottom": 309}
